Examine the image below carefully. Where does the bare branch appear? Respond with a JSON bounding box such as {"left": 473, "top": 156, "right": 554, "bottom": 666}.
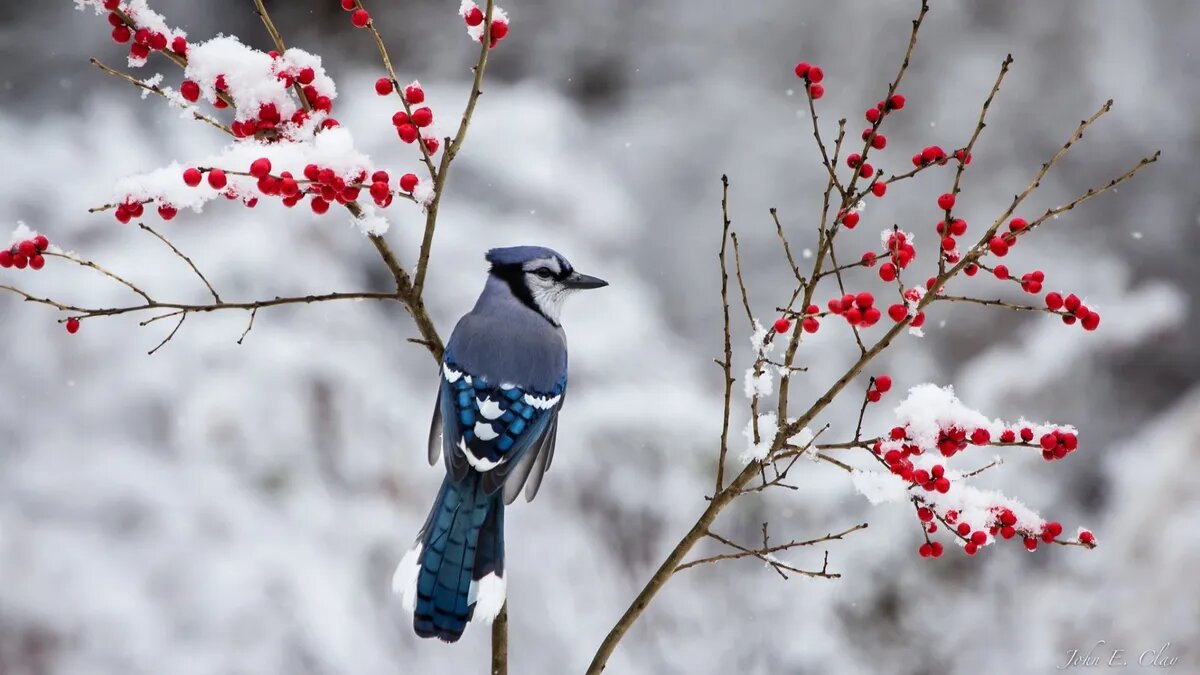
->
{"left": 138, "top": 223, "right": 221, "bottom": 303}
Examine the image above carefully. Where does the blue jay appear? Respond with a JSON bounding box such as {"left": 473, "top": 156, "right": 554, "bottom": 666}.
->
{"left": 393, "top": 246, "right": 607, "bottom": 642}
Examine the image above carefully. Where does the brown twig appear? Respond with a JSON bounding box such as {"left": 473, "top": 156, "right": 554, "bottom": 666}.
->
{"left": 715, "top": 175, "right": 735, "bottom": 493}
{"left": 138, "top": 223, "right": 221, "bottom": 303}
{"left": 89, "top": 58, "right": 233, "bottom": 135}
{"left": 676, "top": 522, "right": 867, "bottom": 572}
{"left": 147, "top": 311, "right": 187, "bottom": 355}
{"left": 411, "top": 0, "right": 496, "bottom": 301}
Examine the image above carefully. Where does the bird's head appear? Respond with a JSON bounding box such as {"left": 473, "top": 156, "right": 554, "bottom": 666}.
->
{"left": 486, "top": 246, "right": 608, "bottom": 324}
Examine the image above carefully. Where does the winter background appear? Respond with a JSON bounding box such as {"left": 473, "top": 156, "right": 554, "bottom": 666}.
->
{"left": 1, "top": 1, "right": 1198, "bottom": 674}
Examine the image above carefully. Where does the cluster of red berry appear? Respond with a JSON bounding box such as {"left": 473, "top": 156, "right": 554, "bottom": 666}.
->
{"left": 1046, "top": 292, "right": 1100, "bottom": 330}
{"left": 389, "top": 83, "right": 440, "bottom": 154}
{"left": 0, "top": 235, "right": 50, "bottom": 271}
{"left": 461, "top": 3, "right": 511, "bottom": 48}
{"left": 792, "top": 62, "right": 826, "bottom": 99}
{"left": 105, "top": 2, "right": 188, "bottom": 61}
{"left": 827, "top": 291, "right": 882, "bottom": 328}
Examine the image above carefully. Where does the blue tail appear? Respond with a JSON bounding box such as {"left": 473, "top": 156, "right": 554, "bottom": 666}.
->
{"left": 412, "top": 473, "right": 505, "bottom": 642}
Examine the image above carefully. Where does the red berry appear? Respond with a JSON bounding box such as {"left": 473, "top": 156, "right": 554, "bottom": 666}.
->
{"left": 2, "top": 250, "right": 17, "bottom": 267}
{"left": 66, "top": 318, "right": 80, "bottom": 334}
{"left": 399, "top": 173, "right": 419, "bottom": 193}
{"left": 866, "top": 390, "right": 881, "bottom": 403}
{"left": 310, "top": 197, "right": 330, "bottom": 214}
{"left": 807, "top": 66, "right": 824, "bottom": 83}
{"left": 879, "top": 263, "right": 897, "bottom": 282}
{"left": 180, "top": 80, "right": 200, "bottom": 102}
{"left": 149, "top": 32, "right": 168, "bottom": 51}
{"left": 888, "top": 304, "right": 907, "bottom": 322}
{"left": 351, "top": 9, "right": 371, "bottom": 27}
{"left": 874, "top": 375, "right": 892, "bottom": 393}
{"left": 130, "top": 43, "right": 151, "bottom": 60}
{"left": 1008, "top": 217, "right": 1028, "bottom": 232}
{"left": 801, "top": 317, "right": 820, "bottom": 333}
{"left": 865, "top": 107, "right": 881, "bottom": 124}
{"left": 809, "top": 84, "right": 824, "bottom": 100}
{"left": 340, "top": 0, "right": 356, "bottom": 9}
{"left": 773, "top": 317, "right": 791, "bottom": 334}
{"left": 1082, "top": 312, "right": 1100, "bottom": 331}
{"left": 397, "top": 124, "right": 418, "bottom": 143}
{"left": 157, "top": 204, "right": 177, "bottom": 220}
{"left": 855, "top": 292, "right": 874, "bottom": 308}
{"left": 33, "top": 235, "right": 49, "bottom": 252}
{"left": 465, "top": 7, "right": 485, "bottom": 26}
{"left": 871, "top": 134, "right": 887, "bottom": 150}
{"left": 404, "top": 84, "right": 425, "bottom": 104}
{"left": 103, "top": 0, "right": 120, "bottom": 9}
{"left": 249, "top": 157, "right": 272, "bottom": 178}
{"left": 410, "top": 107, "right": 433, "bottom": 127}
{"left": 793, "top": 62, "right": 810, "bottom": 79}
{"left": 930, "top": 541, "right": 943, "bottom": 557}
{"left": 207, "top": 169, "right": 227, "bottom": 189}
{"left": 937, "top": 193, "right": 956, "bottom": 210}
{"left": 29, "top": 254, "right": 44, "bottom": 270}
{"left": 1079, "top": 530, "right": 1095, "bottom": 545}
{"left": 888, "top": 94, "right": 906, "bottom": 110}
{"left": 298, "top": 67, "right": 316, "bottom": 85}
{"left": 970, "top": 531, "right": 987, "bottom": 546}
{"left": 171, "top": 36, "right": 188, "bottom": 56}
{"left": 871, "top": 182, "right": 887, "bottom": 197}
{"left": 17, "top": 240, "right": 36, "bottom": 257}
{"left": 859, "top": 163, "right": 874, "bottom": 178}
{"left": 919, "top": 543, "right": 932, "bottom": 558}
{"left": 1044, "top": 292, "right": 1064, "bottom": 311}
{"left": 375, "top": 77, "right": 394, "bottom": 96}
{"left": 112, "top": 25, "right": 132, "bottom": 43}
{"left": 491, "top": 20, "right": 510, "bottom": 40}
{"left": 423, "top": 137, "right": 441, "bottom": 154}
{"left": 842, "top": 212, "right": 859, "bottom": 228}
{"left": 989, "top": 236, "right": 1009, "bottom": 256}
{"left": 183, "top": 167, "right": 202, "bottom": 186}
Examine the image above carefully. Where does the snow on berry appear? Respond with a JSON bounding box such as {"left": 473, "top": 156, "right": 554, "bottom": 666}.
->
{"left": 182, "top": 37, "right": 337, "bottom": 129}
{"left": 460, "top": 1, "right": 511, "bottom": 45}
{"left": 113, "top": 127, "right": 388, "bottom": 233}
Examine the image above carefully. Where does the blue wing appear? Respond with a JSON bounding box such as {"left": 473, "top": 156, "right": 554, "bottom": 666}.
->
{"left": 427, "top": 356, "right": 564, "bottom": 503}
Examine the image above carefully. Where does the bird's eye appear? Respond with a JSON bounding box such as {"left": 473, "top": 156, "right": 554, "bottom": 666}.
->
{"left": 533, "top": 268, "right": 554, "bottom": 279}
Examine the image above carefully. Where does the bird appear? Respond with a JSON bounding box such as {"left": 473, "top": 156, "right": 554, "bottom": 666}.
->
{"left": 392, "top": 245, "right": 608, "bottom": 643}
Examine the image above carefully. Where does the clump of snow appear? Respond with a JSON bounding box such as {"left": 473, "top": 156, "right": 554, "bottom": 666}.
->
{"left": 739, "top": 412, "right": 778, "bottom": 464}
{"left": 743, "top": 367, "right": 774, "bottom": 400}
{"left": 893, "top": 384, "right": 1074, "bottom": 453}
{"left": 7, "top": 221, "right": 39, "bottom": 247}
{"left": 412, "top": 180, "right": 437, "bottom": 207}
{"left": 850, "top": 470, "right": 909, "bottom": 505}
{"left": 748, "top": 319, "right": 776, "bottom": 358}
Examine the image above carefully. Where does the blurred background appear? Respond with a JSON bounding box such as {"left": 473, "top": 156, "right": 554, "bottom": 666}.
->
{"left": 1, "top": 1, "right": 1197, "bottom": 673}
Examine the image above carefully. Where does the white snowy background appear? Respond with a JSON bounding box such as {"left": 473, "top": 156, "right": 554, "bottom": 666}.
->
{"left": 1, "top": 1, "right": 1198, "bottom": 673}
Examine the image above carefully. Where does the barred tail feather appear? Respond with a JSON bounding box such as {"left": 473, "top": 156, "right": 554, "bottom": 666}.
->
{"left": 397, "top": 474, "right": 506, "bottom": 642}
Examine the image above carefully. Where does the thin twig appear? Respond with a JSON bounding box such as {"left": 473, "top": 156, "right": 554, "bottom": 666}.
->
{"left": 237, "top": 307, "right": 258, "bottom": 344}
{"left": 411, "top": 0, "right": 496, "bottom": 300}
{"left": 43, "top": 251, "right": 152, "bottom": 303}
{"left": 139, "top": 223, "right": 221, "bottom": 303}
{"left": 147, "top": 311, "right": 187, "bottom": 355}
{"left": 89, "top": 58, "right": 233, "bottom": 135}
{"left": 715, "top": 175, "right": 735, "bottom": 494}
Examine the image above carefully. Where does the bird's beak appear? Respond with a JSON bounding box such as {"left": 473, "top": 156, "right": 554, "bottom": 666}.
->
{"left": 563, "top": 271, "right": 609, "bottom": 289}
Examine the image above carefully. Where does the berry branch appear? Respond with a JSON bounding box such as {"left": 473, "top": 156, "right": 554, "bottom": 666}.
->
{"left": 585, "top": 1, "right": 1151, "bottom": 670}
{"left": 2, "top": 1, "right": 511, "bottom": 663}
